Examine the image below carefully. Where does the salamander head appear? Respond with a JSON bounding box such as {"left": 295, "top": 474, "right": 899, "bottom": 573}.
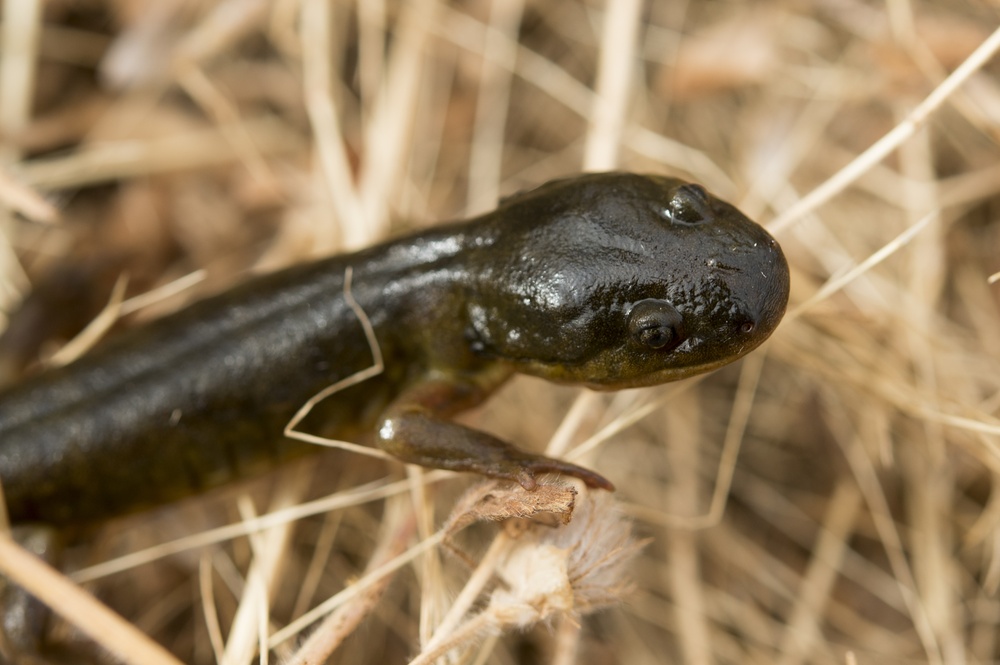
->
{"left": 466, "top": 172, "right": 790, "bottom": 389}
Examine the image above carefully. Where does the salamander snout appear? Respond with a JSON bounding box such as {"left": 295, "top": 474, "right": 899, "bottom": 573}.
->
{"left": 718, "top": 228, "right": 790, "bottom": 352}
{"left": 750, "top": 234, "right": 789, "bottom": 335}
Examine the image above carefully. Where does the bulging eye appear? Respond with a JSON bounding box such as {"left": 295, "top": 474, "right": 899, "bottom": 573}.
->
{"left": 660, "top": 184, "right": 712, "bottom": 225}
{"left": 627, "top": 299, "right": 685, "bottom": 351}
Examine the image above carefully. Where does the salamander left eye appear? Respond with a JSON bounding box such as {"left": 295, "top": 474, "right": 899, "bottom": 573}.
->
{"left": 660, "top": 184, "right": 712, "bottom": 225}
{"left": 627, "top": 299, "right": 685, "bottom": 351}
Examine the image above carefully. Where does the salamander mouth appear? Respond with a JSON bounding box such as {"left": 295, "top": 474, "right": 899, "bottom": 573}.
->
{"left": 511, "top": 344, "right": 748, "bottom": 390}
{"left": 587, "top": 354, "right": 749, "bottom": 390}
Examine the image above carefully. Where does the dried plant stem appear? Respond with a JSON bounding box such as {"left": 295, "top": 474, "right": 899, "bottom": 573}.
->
{"left": 787, "top": 209, "right": 937, "bottom": 321}
{"left": 568, "top": 379, "right": 698, "bottom": 463}
{"left": 408, "top": 605, "right": 498, "bottom": 665}
{"left": 776, "top": 481, "right": 863, "bottom": 665}
{"left": 665, "top": 391, "right": 711, "bottom": 665}
{"left": 0, "top": 0, "right": 41, "bottom": 162}
{"left": 48, "top": 275, "right": 128, "bottom": 367}
{"left": 0, "top": 534, "right": 182, "bottom": 665}
{"left": 199, "top": 552, "right": 226, "bottom": 664}
{"left": 769, "top": 24, "right": 1000, "bottom": 232}
{"left": 407, "top": 467, "right": 443, "bottom": 648}
{"left": 0, "top": 167, "right": 58, "bottom": 223}
{"left": 837, "top": 410, "right": 942, "bottom": 664}
{"left": 220, "top": 476, "right": 307, "bottom": 665}
{"left": 71, "top": 474, "right": 448, "bottom": 584}
{"left": 286, "top": 496, "right": 414, "bottom": 665}
{"left": 268, "top": 531, "right": 445, "bottom": 650}
{"left": 424, "top": 534, "right": 510, "bottom": 653}
{"left": 466, "top": 0, "right": 524, "bottom": 215}
{"left": 547, "top": 390, "right": 601, "bottom": 458}
{"left": 176, "top": 65, "right": 276, "bottom": 190}
{"left": 551, "top": 618, "right": 582, "bottom": 665}
{"left": 358, "top": 0, "right": 435, "bottom": 243}
{"left": 631, "top": 350, "right": 766, "bottom": 532}
{"left": 584, "top": 0, "right": 643, "bottom": 169}
{"left": 300, "top": 0, "right": 364, "bottom": 247}
{"left": 19, "top": 118, "right": 300, "bottom": 190}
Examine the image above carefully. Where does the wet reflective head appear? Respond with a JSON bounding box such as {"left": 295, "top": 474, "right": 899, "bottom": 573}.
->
{"left": 466, "top": 172, "right": 790, "bottom": 388}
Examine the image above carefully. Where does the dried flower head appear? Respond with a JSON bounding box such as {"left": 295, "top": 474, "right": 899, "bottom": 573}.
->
{"left": 410, "top": 490, "right": 643, "bottom": 665}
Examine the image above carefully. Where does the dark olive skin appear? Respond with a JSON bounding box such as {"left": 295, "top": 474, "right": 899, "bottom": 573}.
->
{"left": 0, "top": 172, "right": 789, "bottom": 525}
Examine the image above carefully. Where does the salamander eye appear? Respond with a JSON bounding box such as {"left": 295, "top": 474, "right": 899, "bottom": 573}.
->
{"left": 627, "top": 299, "right": 685, "bottom": 351}
{"left": 660, "top": 184, "right": 712, "bottom": 225}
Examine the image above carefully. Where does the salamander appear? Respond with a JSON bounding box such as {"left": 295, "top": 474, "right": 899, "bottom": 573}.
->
{"left": 0, "top": 172, "right": 789, "bottom": 527}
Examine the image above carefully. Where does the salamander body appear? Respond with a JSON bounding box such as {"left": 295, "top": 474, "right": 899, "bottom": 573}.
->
{"left": 0, "top": 172, "right": 790, "bottom": 525}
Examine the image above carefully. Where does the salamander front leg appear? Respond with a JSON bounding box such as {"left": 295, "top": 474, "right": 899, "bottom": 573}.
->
{"left": 375, "top": 379, "right": 614, "bottom": 491}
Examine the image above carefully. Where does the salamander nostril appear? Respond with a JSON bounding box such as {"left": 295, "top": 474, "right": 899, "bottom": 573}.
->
{"left": 740, "top": 321, "right": 756, "bottom": 334}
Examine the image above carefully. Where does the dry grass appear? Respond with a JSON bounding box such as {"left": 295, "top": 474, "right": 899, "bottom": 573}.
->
{"left": 1, "top": 0, "right": 1000, "bottom": 663}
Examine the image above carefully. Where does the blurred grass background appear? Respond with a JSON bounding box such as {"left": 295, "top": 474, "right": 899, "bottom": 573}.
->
{"left": 3, "top": 0, "right": 1000, "bottom": 663}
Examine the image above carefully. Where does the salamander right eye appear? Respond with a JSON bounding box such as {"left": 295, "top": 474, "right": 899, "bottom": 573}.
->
{"left": 627, "top": 299, "right": 685, "bottom": 351}
{"left": 660, "top": 184, "right": 712, "bottom": 225}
